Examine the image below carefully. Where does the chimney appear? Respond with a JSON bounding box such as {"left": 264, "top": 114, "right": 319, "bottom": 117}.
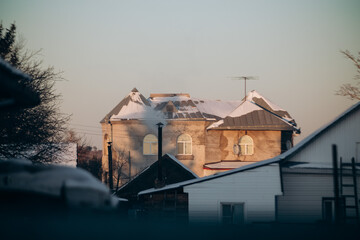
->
{"left": 155, "top": 122, "right": 164, "bottom": 188}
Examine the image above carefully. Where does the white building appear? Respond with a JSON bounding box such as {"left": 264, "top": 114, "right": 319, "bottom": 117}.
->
{"left": 139, "top": 101, "right": 360, "bottom": 224}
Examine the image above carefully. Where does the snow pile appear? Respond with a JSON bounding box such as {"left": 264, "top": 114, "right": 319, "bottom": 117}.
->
{"left": 0, "top": 159, "right": 112, "bottom": 208}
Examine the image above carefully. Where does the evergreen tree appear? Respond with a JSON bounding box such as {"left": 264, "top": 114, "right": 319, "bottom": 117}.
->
{"left": 0, "top": 22, "right": 69, "bottom": 163}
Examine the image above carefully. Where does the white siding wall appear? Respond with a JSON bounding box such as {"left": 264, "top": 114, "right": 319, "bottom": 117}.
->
{"left": 277, "top": 172, "right": 333, "bottom": 223}
{"left": 277, "top": 106, "right": 360, "bottom": 223}
{"left": 184, "top": 164, "right": 282, "bottom": 224}
{"left": 277, "top": 171, "right": 360, "bottom": 223}
{"left": 290, "top": 109, "right": 360, "bottom": 164}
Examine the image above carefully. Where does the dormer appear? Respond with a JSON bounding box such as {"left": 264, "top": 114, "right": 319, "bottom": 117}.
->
{"left": 161, "top": 101, "right": 178, "bottom": 118}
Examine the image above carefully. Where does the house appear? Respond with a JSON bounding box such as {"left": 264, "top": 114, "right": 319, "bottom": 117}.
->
{"left": 116, "top": 153, "right": 197, "bottom": 202}
{"left": 101, "top": 88, "right": 299, "bottom": 187}
{"left": 139, "top": 156, "right": 282, "bottom": 224}
{"left": 276, "top": 101, "right": 360, "bottom": 223}
{"left": 138, "top": 101, "right": 360, "bottom": 224}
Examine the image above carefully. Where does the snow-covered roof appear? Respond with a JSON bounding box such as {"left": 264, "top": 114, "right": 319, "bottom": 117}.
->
{"left": 207, "top": 90, "right": 299, "bottom": 132}
{"left": 101, "top": 88, "right": 297, "bottom": 133}
{"left": 139, "top": 101, "right": 360, "bottom": 195}
{"left": 151, "top": 94, "right": 206, "bottom": 120}
{"left": 110, "top": 88, "right": 164, "bottom": 121}
{"left": 287, "top": 162, "right": 333, "bottom": 169}
{"left": 204, "top": 161, "right": 256, "bottom": 170}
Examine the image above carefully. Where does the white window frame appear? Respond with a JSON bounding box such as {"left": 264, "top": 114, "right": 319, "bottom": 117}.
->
{"left": 177, "top": 134, "right": 192, "bottom": 155}
{"left": 239, "top": 135, "right": 254, "bottom": 156}
{"left": 143, "top": 134, "right": 158, "bottom": 155}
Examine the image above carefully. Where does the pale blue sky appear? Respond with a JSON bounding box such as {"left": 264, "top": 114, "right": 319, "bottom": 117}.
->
{"left": 1, "top": 0, "right": 359, "bottom": 148}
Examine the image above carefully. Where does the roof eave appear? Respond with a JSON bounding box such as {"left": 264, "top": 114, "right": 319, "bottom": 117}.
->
{"left": 208, "top": 125, "right": 297, "bottom": 131}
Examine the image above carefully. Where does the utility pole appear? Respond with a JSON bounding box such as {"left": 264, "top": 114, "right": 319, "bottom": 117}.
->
{"left": 128, "top": 151, "right": 131, "bottom": 181}
{"left": 157, "top": 122, "right": 163, "bottom": 182}
{"left": 332, "top": 144, "right": 340, "bottom": 224}
{"left": 231, "top": 76, "right": 258, "bottom": 100}
{"left": 107, "top": 117, "right": 113, "bottom": 190}
{"left": 155, "top": 122, "right": 164, "bottom": 188}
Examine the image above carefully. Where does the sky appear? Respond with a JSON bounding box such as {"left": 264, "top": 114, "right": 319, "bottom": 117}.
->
{"left": 1, "top": 0, "right": 359, "bottom": 149}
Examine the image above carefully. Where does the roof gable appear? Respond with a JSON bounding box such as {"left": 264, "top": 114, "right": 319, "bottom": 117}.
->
{"left": 117, "top": 154, "right": 197, "bottom": 199}
{"left": 208, "top": 90, "right": 299, "bottom": 132}
{"left": 100, "top": 88, "right": 158, "bottom": 122}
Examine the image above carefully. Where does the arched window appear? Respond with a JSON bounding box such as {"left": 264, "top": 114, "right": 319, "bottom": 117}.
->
{"left": 143, "top": 134, "right": 158, "bottom": 155}
{"left": 177, "top": 134, "right": 192, "bottom": 155}
{"left": 239, "top": 135, "right": 254, "bottom": 155}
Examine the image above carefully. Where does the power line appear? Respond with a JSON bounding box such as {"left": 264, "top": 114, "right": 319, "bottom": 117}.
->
{"left": 69, "top": 123, "right": 101, "bottom": 129}
{"left": 70, "top": 128, "right": 101, "bottom": 134}
{"left": 75, "top": 131, "right": 103, "bottom": 136}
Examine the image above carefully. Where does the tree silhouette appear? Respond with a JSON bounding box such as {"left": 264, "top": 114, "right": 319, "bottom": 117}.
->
{"left": 0, "top": 22, "right": 69, "bottom": 163}
{"left": 336, "top": 50, "right": 360, "bottom": 101}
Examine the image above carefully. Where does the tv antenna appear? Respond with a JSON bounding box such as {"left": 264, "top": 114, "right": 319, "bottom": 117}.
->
{"left": 230, "top": 76, "right": 258, "bottom": 100}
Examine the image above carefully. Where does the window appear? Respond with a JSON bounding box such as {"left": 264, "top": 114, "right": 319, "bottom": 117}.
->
{"left": 322, "top": 198, "right": 335, "bottom": 223}
{"left": 143, "top": 134, "right": 158, "bottom": 155}
{"left": 221, "top": 203, "right": 245, "bottom": 224}
{"left": 177, "top": 134, "right": 192, "bottom": 155}
{"left": 239, "top": 135, "right": 254, "bottom": 155}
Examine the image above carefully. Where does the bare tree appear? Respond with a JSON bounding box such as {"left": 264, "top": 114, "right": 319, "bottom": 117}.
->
{"left": 113, "top": 148, "right": 129, "bottom": 191}
{"left": 0, "top": 22, "right": 70, "bottom": 163}
{"left": 64, "top": 130, "right": 102, "bottom": 179}
{"left": 336, "top": 50, "right": 360, "bottom": 101}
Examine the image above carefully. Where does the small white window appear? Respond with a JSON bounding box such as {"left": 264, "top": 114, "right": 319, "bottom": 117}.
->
{"left": 143, "top": 134, "right": 158, "bottom": 155}
{"left": 177, "top": 134, "right": 192, "bottom": 155}
{"left": 239, "top": 135, "right": 254, "bottom": 155}
{"left": 221, "top": 203, "right": 245, "bottom": 224}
